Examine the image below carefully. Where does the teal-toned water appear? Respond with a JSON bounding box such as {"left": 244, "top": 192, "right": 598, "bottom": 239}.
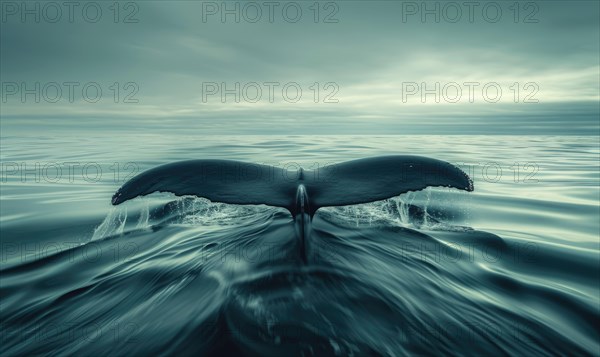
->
{"left": 1, "top": 134, "right": 599, "bottom": 355}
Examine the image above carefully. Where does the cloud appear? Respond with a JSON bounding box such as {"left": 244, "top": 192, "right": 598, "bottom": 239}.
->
{"left": 1, "top": 1, "right": 598, "bottom": 135}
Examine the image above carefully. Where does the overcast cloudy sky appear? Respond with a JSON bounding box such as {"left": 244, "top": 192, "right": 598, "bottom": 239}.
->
{"left": 1, "top": 0, "right": 598, "bottom": 134}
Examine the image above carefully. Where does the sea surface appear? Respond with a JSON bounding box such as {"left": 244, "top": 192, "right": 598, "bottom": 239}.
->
{"left": 1, "top": 134, "right": 599, "bottom": 356}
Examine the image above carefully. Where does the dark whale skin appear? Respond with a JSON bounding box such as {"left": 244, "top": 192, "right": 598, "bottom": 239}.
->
{"left": 111, "top": 155, "right": 473, "bottom": 218}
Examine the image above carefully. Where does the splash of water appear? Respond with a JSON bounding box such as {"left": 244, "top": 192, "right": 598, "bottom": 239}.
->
{"left": 90, "top": 195, "right": 282, "bottom": 242}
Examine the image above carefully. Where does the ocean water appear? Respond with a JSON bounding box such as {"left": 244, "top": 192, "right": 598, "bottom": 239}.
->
{"left": 0, "top": 134, "right": 598, "bottom": 356}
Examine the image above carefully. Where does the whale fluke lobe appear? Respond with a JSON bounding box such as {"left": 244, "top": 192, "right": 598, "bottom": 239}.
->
{"left": 305, "top": 156, "right": 473, "bottom": 215}
{"left": 111, "top": 160, "right": 298, "bottom": 210}
{"left": 111, "top": 156, "right": 473, "bottom": 217}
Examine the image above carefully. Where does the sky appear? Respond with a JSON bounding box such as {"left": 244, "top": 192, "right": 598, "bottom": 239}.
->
{"left": 1, "top": 0, "right": 599, "bottom": 134}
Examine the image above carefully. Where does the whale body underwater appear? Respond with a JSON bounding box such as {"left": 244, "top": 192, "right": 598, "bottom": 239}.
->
{"left": 112, "top": 155, "right": 474, "bottom": 262}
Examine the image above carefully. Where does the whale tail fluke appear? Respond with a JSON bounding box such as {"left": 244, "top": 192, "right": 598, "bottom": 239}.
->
{"left": 304, "top": 156, "right": 473, "bottom": 216}
{"left": 111, "top": 156, "right": 473, "bottom": 216}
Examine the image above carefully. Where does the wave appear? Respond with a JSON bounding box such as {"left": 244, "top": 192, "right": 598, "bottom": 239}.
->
{"left": 2, "top": 193, "right": 598, "bottom": 356}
